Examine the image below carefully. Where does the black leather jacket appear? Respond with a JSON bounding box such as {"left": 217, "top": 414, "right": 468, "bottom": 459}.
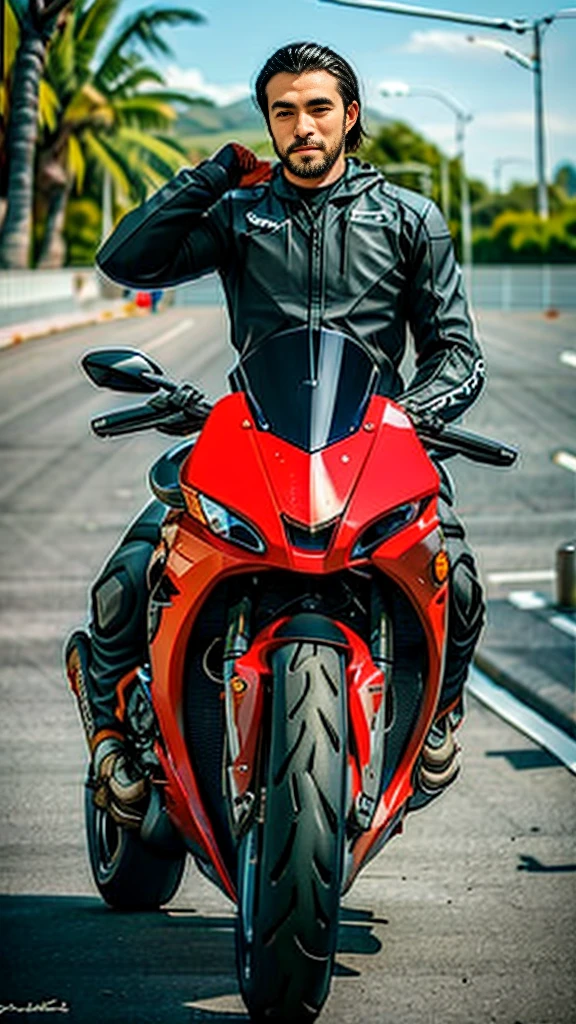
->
{"left": 96, "top": 157, "right": 484, "bottom": 421}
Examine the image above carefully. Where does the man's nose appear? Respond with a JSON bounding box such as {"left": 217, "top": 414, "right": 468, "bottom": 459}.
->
{"left": 294, "top": 112, "right": 315, "bottom": 138}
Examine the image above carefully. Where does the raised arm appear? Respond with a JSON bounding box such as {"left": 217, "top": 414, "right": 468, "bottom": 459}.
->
{"left": 401, "top": 200, "right": 485, "bottom": 423}
{"left": 96, "top": 145, "right": 272, "bottom": 290}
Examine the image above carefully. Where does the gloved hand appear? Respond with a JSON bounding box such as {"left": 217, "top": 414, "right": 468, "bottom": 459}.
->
{"left": 399, "top": 401, "right": 446, "bottom": 436}
{"left": 149, "top": 382, "right": 213, "bottom": 436}
{"left": 211, "top": 142, "right": 273, "bottom": 189}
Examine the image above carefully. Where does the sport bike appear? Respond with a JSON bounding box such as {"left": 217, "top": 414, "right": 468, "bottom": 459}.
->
{"left": 66, "top": 328, "right": 517, "bottom": 1023}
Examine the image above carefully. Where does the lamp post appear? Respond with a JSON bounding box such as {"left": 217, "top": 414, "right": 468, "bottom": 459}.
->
{"left": 319, "top": 0, "right": 576, "bottom": 218}
{"left": 493, "top": 156, "right": 533, "bottom": 194}
{"left": 380, "top": 83, "right": 473, "bottom": 269}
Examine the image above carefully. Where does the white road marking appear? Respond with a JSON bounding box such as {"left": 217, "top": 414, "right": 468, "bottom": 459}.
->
{"left": 560, "top": 350, "right": 576, "bottom": 369}
{"left": 488, "top": 569, "right": 554, "bottom": 584}
{"left": 553, "top": 450, "right": 576, "bottom": 474}
{"left": 467, "top": 666, "right": 576, "bottom": 775}
{"left": 143, "top": 319, "right": 194, "bottom": 353}
{"left": 508, "top": 590, "right": 548, "bottom": 610}
{"left": 549, "top": 614, "right": 576, "bottom": 640}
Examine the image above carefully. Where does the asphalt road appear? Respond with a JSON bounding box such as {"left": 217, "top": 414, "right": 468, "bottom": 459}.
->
{"left": 0, "top": 306, "right": 575, "bottom": 1024}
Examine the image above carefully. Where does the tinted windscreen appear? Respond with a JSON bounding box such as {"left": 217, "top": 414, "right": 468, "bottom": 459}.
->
{"left": 237, "top": 327, "right": 379, "bottom": 452}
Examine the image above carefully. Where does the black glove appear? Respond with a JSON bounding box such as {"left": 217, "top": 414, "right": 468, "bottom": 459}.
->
{"left": 399, "top": 401, "right": 446, "bottom": 437}
{"left": 211, "top": 143, "right": 272, "bottom": 190}
{"left": 149, "top": 383, "right": 212, "bottom": 437}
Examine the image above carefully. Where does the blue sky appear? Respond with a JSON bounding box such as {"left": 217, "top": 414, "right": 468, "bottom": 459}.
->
{"left": 118, "top": 0, "right": 575, "bottom": 189}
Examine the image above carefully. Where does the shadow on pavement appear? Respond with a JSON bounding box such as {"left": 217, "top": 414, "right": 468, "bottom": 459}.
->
{"left": 0, "top": 896, "right": 382, "bottom": 1023}
{"left": 485, "top": 748, "right": 561, "bottom": 770}
{"left": 517, "top": 854, "right": 576, "bottom": 873}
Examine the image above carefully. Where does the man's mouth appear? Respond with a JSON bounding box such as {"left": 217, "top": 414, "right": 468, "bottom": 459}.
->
{"left": 292, "top": 145, "right": 322, "bottom": 153}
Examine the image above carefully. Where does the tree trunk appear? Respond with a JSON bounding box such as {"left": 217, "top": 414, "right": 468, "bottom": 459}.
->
{"left": 36, "top": 180, "right": 71, "bottom": 268}
{"left": 0, "top": 31, "right": 45, "bottom": 269}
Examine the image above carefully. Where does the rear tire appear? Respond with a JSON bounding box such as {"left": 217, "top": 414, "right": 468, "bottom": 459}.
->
{"left": 85, "top": 784, "right": 186, "bottom": 910}
{"left": 236, "top": 641, "right": 347, "bottom": 1022}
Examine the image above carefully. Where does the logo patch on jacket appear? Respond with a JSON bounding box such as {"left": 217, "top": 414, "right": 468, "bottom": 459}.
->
{"left": 246, "top": 211, "right": 289, "bottom": 233}
{"left": 350, "top": 210, "right": 392, "bottom": 225}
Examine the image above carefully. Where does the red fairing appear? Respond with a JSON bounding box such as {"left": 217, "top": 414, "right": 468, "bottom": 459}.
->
{"left": 149, "top": 391, "right": 448, "bottom": 898}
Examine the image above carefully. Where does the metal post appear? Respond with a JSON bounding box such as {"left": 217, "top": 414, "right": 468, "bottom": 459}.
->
{"left": 533, "top": 22, "right": 549, "bottom": 220}
{"left": 440, "top": 156, "right": 450, "bottom": 220}
{"left": 456, "top": 114, "right": 473, "bottom": 273}
{"left": 556, "top": 542, "right": 576, "bottom": 609}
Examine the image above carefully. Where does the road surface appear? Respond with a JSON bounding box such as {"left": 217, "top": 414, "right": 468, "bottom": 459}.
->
{"left": 1, "top": 306, "right": 574, "bottom": 1023}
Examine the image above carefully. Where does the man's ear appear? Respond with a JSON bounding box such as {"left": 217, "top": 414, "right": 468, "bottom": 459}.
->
{"left": 345, "top": 100, "right": 360, "bottom": 134}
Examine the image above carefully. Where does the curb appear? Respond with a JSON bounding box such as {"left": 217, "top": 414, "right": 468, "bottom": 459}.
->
{"left": 0, "top": 303, "right": 137, "bottom": 350}
{"left": 474, "top": 649, "right": 576, "bottom": 739}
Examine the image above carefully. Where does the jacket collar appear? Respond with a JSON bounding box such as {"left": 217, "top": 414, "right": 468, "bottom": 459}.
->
{"left": 270, "top": 157, "right": 383, "bottom": 205}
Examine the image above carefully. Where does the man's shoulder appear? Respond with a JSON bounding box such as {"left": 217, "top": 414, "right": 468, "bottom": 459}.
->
{"left": 364, "top": 172, "right": 433, "bottom": 220}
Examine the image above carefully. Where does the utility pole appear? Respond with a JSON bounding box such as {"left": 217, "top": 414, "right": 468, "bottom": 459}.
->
{"left": 320, "top": 0, "right": 576, "bottom": 219}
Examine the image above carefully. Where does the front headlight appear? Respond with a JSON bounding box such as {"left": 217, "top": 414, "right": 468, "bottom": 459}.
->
{"left": 351, "top": 500, "right": 424, "bottom": 559}
{"left": 187, "top": 489, "right": 266, "bottom": 555}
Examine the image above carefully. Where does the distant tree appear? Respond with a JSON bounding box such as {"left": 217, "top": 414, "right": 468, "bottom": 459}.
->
{"left": 554, "top": 163, "right": 576, "bottom": 199}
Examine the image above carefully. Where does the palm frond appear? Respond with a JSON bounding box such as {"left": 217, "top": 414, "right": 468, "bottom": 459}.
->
{"left": 113, "top": 96, "right": 176, "bottom": 131}
{"left": 68, "top": 132, "right": 87, "bottom": 191}
{"left": 83, "top": 128, "right": 145, "bottom": 202}
{"left": 113, "top": 64, "right": 165, "bottom": 96}
{"left": 75, "top": 0, "right": 123, "bottom": 78}
{"left": 95, "top": 6, "right": 204, "bottom": 89}
{"left": 64, "top": 83, "right": 113, "bottom": 128}
{"left": 45, "top": 8, "right": 77, "bottom": 101}
{"left": 38, "top": 79, "right": 60, "bottom": 132}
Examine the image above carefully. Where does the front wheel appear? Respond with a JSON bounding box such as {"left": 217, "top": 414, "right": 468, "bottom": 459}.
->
{"left": 85, "top": 785, "right": 186, "bottom": 910}
{"left": 236, "top": 639, "right": 347, "bottom": 1023}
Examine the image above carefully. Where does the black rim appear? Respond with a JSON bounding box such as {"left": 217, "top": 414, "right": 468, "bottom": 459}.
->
{"left": 94, "top": 805, "right": 123, "bottom": 882}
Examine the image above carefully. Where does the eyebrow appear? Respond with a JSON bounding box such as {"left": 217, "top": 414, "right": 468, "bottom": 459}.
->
{"left": 270, "top": 96, "right": 336, "bottom": 111}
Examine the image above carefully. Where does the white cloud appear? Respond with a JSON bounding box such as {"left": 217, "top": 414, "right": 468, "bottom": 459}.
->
{"left": 402, "top": 30, "right": 481, "bottom": 55}
{"left": 162, "top": 65, "right": 250, "bottom": 106}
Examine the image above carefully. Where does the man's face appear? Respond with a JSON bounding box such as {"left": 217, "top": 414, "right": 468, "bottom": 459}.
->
{"left": 265, "top": 70, "right": 359, "bottom": 186}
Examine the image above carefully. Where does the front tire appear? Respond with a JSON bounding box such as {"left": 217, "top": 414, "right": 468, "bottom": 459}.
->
{"left": 85, "top": 785, "right": 186, "bottom": 910}
{"left": 236, "top": 640, "right": 347, "bottom": 1023}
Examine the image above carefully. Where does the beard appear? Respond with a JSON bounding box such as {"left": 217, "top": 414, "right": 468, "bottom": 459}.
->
{"left": 272, "top": 120, "right": 347, "bottom": 180}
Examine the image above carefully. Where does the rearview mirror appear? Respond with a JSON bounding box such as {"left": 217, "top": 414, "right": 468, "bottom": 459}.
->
{"left": 81, "top": 348, "right": 166, "bottom": 393}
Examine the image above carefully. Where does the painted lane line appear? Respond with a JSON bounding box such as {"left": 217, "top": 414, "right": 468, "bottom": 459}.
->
{"left": 143, "top": 319, "right": 194, "bottom": 353}
{"left": 488, "top": 569, "right": 554, "bottom": 585}
{"left": 549, "top": 614, "right": 576, "bottom": 640}
{"left": 553, "top": 450, "right": 576, "bottom": 474}
{"left": 467, "top": 666, "right": 576, "bottom": 775}
{"left": 560, "top": 350, "right": 576, "bottom": 369}
{"left": 508, "top": 590, "right": 548, "bottom": 610}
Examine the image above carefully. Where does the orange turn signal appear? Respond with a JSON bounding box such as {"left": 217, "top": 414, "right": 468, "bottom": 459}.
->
{"left": 432, "top": 550, "right": 450, "bottom": 585}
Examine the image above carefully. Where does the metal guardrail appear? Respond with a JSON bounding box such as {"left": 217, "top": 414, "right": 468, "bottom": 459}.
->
{"left": 1, "top": 265, "right": 575, "bottom": 327}
{"left": 469, "top": 265, "right": 576, "bottom": 310}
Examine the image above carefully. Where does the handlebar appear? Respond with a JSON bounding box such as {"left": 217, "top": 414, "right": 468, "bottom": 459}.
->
{"left": 91, "top": 403, "right": 171, "bottom": 438}
{"left": 418, "top": 423, "right": 518, "bottom": 467}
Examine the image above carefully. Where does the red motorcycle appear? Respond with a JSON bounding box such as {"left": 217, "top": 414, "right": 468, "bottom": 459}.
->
{"left": 67, "top": 328, "right": 516, "bottom": 1023}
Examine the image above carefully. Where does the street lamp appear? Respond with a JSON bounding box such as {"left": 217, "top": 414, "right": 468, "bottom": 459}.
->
{"left": 380, "top": 82, "right": 473, "bottom": 269}
{"left": 493, "top": 157, "right": 533, "bottom": 194}
{"left": 319, "top": 0, "right": 576, "bottom": 218}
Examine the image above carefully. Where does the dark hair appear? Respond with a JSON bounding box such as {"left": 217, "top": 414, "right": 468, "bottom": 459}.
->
{"left": 254, "top": 42, "right": 367, "bottom": 153}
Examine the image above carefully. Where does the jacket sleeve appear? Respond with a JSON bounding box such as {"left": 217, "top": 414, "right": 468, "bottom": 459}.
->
{"left": 401, "top": 200, "right": 485, "bottom": 422}
{"left": 95, "top": 161, "right": 232, "bottom": 289}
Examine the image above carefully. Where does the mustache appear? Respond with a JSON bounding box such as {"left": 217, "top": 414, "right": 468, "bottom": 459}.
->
{"left": 287, "top": 139, "right": 326, "bottom": 154}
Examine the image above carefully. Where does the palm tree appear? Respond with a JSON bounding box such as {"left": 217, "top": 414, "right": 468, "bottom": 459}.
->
{"left": 1, "top": 0, "right": 206, "bottom": 268}
{"left": 0, "top": 0, "right": 71, "bottom": 269}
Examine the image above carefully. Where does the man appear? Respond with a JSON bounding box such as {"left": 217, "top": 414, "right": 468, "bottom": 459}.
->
{"left": 78, "top": 42, "right": 485, "bottom": 823}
